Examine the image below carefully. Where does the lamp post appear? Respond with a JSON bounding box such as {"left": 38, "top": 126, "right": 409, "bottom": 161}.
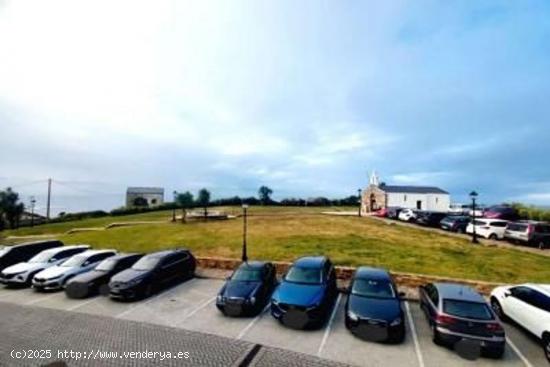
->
{"left": 172, "top": 191, "right": 178, "bottom": 222}
{"left": 242, "top": 204, "right": 249, "bottom": 263}
{"left": 30, "top": 196, "right": 36, "bottom": 227}
{"left": 470, "top": 191, "right": 479, "bottom": 244}
{"left": 357, "top": 188, "right": 362, "bottom": 217}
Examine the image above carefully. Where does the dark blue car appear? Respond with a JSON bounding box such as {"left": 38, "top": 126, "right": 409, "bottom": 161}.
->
{"left": 271, "top": 256, "right": 338, "bottom": 329}
{"left": 216, "top": 261, "right": 277, "bottom": 316}
{"left": 345, "top": 267, "right": 405, "bottom": 343}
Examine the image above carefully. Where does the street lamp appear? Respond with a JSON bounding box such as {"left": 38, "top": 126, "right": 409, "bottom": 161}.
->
{"left": 30, "top": 196, "right": 36, "bottom": 227}
{"left": 172, "top": 191, "right": 178, "bottom": 222}
{"left": 357, "top": 189, "right": 362, "bottom": 217}
{"left": 242, "top": 203, "right": 249, "bottom": 263}
{"left": 469, "top": 191, "right": 479, "bottom": 244}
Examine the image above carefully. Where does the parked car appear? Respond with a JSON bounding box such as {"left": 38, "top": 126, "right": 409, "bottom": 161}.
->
{"left": 398, "top": 208, "right": 418, "bottom": 222}
{"left": 0, "top": 245, "right": 89, "bottom": 287}
{"left": 484, "top": 205, "right": 519, "bottom": 221}
{"left": 373, "top": 208, "right": 388, "bottom": 217}
{"left": 65, "top": 253, "right": 143, "bottom": 299}
{"left": 109, "top": 249, "right": 196, "bottom": 300}
{"left": 440, "top": 216, "right": 470, "bottom": 233}
{"left": 345, "top": 267, "right": 405, "bottom": 343}
{"left": 416, "top": 212, "right": 448, "bottom": 227}
{"left": 216, "top": 261, "right": 277, "bottom": 316}
{"left": 387, "top": 207, "right": 403, "bottom": 220}
{"left": 448, "top": 204, "right": 469, "bottom": 215}
{"left": 466, "top": 219, "right": 509, "bottom": 240}
{"left": 271, "top": 256, "right": 338, "bottom": 329}
{"left": 464, "top": 205, "right": 486, "bottom": 218}
{"left": 0, "top": 240, "right": 63, "bottom": 272}
{"left": 504, "top": 221, "right": 550, "bottom": 249}
{"left": 32, "top": 249, "right": 116, "bottom": 291}
{"left": 419, "top": 282, "right": 505, "bottom": 358}
{"left": 490, "top": 283, "right": 550, "bottom": 362}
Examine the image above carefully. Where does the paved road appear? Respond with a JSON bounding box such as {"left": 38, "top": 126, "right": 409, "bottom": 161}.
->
{"left": 0, "top": 278, "right": 546, "bottom": 366}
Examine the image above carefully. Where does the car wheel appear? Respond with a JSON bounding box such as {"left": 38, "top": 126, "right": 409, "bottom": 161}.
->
{"left": 484, "top": 347, "right": 505, "bottom": 359}
{"left": 489, "top": 234, "right": 498, "bottom": 240}
{"left": 538, "top": 241, "right": 547, "bottom": 250}
{"left": 490, "top": 298, "right": 507, "bottom": 322}
{"left": 431, "top": 323, "right": 443, "bottom": 346}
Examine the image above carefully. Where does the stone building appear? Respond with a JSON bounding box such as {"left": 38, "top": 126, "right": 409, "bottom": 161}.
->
{"left": 126, "top": 187, "right": 164, "bottom": 208}
{"left": 361, "top": 172, "right": 450, "bottom": 214}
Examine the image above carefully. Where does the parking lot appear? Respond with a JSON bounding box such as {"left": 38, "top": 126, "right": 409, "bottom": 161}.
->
{"left": 0, "top": 277, "right": 546, "bottom": 367}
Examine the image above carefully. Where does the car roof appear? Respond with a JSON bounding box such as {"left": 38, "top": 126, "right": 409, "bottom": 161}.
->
{"left": 433, "top": 283, "right": 485, "bottom": 303}
{"left": 43, "top": 245, "right": 89, "bottom": 254}
{"left": 79, "top": 249, "right": 116, "bottom": 256}
{"left": 525, "top": 283, "right": 550, "bottom": 297}
{"left": 105, "top": 253, "right": 142, "bottom": 261}
{"left": 294, "top": 256, "right": 327, "bottom": 268}
{"left": 239, "top": 261, "right": 267, "bottom": 270}
{"left": 145, "top": 249, "right": 189, "bottom": 259}
{"left": 354, "top": 266, "right": 391, "bottom": 281}
{"left": 11, "top": 240, "right": 62, "bottom": 248}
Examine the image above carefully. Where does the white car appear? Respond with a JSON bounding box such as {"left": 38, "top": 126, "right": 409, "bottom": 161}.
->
{"left": 466, "top": 219, "right": 509, "bottom": 240}
{"left": 32, "top": 249, "right": 116, "bottom": 291}
{"left": 398, "top": 208, "right": 417, "bottom": 222}
{"left": 490, "top": 284, "right": 550, "bottom": 362}
{"left": 448, "top": 203, "right": 469, "bottom": 215}
{"left": 0, "top": 245, "right": 89, "bottom": 287}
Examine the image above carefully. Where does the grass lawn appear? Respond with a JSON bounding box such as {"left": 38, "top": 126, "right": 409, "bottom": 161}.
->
{"left": 2, "top": 206, "right": 549, "bottom": 284}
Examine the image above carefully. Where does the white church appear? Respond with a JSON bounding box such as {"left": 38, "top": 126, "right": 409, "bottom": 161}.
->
{"left": 361, "top": 172, "right": 450, "bottom": 214}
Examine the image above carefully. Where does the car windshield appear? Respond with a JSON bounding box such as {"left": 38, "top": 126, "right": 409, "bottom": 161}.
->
{"left": 95, "top": 258, "right": 117, "bottom": 272}
{"left": 352, "top": 278, "right": 395, "bottom": 299}
{"left": 61, "top": 254, "right": 88, "bottom": 267}
{"left": 443, "top": 300, "right": 493, "bottom": 320}
{"left": 28, "top": 251, "right": 55, "bottom": 263}
{"left": 0, "top": 246, "right": 10, "bottom": 257}
{"left": 132, "top": 256, "right": 159, "bottom": 271}
{"left": 285, "top": 266, "right": 322, "bottom": 285}
{"left": 232, "top": 267, "right": 262, "bottom": 282}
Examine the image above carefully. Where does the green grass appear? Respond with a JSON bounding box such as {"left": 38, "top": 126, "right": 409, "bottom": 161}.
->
{"left": 2, "top": 206, "right": 549, "bottom": 284}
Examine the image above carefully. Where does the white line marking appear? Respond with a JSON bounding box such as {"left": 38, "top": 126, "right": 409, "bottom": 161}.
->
{"left": 506, "top": 337, "right": 534, "bottom": 367}
{"left": 176, "top": 296, "right": 216, "bottom": 326}
{"left": 66, "top": 297, "right": 100, "bottom": 312}
{"left": 317, "top": 293, "right": 342, "bottom": 357}
{"left": 405, "top": 301, "right": 425, "bottom": 367}
{"left": 25, "top": 292, "right": 61, "bottom": 306}
{"left": 237, "top": 304, "right": 270, "bottom": 340}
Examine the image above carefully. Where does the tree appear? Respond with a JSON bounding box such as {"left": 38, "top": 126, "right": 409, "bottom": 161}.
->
{"left": 133, "top": 197, "right": 149, "bottom": 207}
{"left": 176, "top": 191, "right": 194, "bottom": 223}
{"left": 258, "top": 186, "right": 273, "bottom": 205}
{"left": 197, "top": 188, "right": 211, "bottom": 219}
{"left": 0, "top": 188, "right": 25, "bottom": 229}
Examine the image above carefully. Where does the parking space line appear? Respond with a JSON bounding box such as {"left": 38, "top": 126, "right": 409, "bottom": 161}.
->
{"left": 506, "top": 337, "right": 534, "bottom": 367}
{"left": 25, "top": 292, "right": 61, "bottom": 306}
{"left": 66, "top": 297, "right": 101, "bottom": 312}
{"left": 316, "top": 293, "right": 342, "bottom": 357}
{"left": 237, "top": 304, "right": 270, "bottom": 340}
{"left": 175, "top": 296, "right": 216, "bottom": 326}
{"left": 405, "top": 301, "right": 425, "bottom": 367}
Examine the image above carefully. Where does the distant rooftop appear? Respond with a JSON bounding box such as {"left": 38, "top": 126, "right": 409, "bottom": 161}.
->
{"left": 126, "top": 187, "right": 164, "bottom": 195}
{"left": 378, "top": 184, "right": 448, "bottom": 195}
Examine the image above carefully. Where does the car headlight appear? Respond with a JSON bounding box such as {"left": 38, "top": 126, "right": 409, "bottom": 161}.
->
{"left": 390, "top": 317, "right": 403, "bottom": 326}
{"left": 250, "top": 297, "right": 256, "bottom": 304}
{"left": 271, "top": 298, "right": 278, "bottom": 305}
{"left": 217, "top": 294, "right": 225, "bottom": 303}
{"left": 347, "top": 310, "right": 359, "bottom": 322}
{"left": 47, "top": 274, "right": 63, "bottom": 281}
{"left": 127, "top": 278, "right": 142, "bottom": 287}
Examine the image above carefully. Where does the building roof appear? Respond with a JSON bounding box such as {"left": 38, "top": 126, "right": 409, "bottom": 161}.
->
{"left": 126, "top": 187, "right": 164, "bottom": 195}
{"left": 379, "top": 184, "right": 448, "bottom": 195}
{"left": 434, "top": 283, "right": 485, "bottom": 303}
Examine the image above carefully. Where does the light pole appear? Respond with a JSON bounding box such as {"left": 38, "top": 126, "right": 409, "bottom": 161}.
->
{"left": 172, "top": 191, "right": 178, "bottom": 222}
{"left": 242, "top": 204, "right": 249, "bottom": 263}
{"left": 470, "top": 191, "right": 479, "bottom": 244}
{"left": 357, "top": 188, "right": 362, "bottom": 217}
{"left": 30, "top": 196, "right": 36, "bottom": 227}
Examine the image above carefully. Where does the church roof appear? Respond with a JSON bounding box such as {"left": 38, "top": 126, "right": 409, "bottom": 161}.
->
{"left": 127, "top": 187, "right": 164, "bottom": 195}
{"left": 378, "top": 184, "right": 448, "bottom": 195}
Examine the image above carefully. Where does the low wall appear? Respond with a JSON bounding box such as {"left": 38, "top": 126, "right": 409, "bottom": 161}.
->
{"left": 196, "top": 256, "right": 503, "bottom": 296}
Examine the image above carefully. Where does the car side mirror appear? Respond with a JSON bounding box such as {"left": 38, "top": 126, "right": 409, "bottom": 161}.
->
{"left": 504, "top": 290, "right": 511, "bottom": 298}
{"left": 398, "top": 291, "right": 406, "bottom": 298}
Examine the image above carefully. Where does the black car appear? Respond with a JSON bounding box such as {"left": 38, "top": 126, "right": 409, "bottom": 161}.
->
{"left": 216, "top": 261, "right": 277, "bottom": 316}
{"left": 419, "top": 282, "right": 505, "bottom": 358}
{"left": 386, "top": 207, "right": 403, "bottom": 220}
{"left": 0, "top": 240, "right": 63, "bottom": 272}
{"left": 345, "top": 267, "right": 405, "bottom": 343}
{"left": 109, "top": 249, "right": 195, "bottom": 301}
{"left": 65, "top": 253, "right": 143, "bottom": 299}
{"left": 440, "top": 216, "right": 470, "bottom": 233}
{"left": 416, "top": 212, "right": 448, "bottom": 227}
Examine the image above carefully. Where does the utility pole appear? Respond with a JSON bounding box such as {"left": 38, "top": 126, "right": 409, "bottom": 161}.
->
{"left": 30, "top": 196, "right": 36, "bottom": 227}
{"left": 358, "top": 188, "right": 362, "bottom": 217}
{"left": 46, "top": 178, "right": 52, "bottom": 221}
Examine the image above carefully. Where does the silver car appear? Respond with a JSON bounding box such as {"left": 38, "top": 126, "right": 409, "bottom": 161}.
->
{"left": 32, "top": 249, "right": 116, "bottom": 291}
{"left": 0, "top": 245, "right": 90, "bottom": 286}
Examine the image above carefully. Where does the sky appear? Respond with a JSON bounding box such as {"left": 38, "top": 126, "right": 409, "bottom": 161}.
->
{"left": 1, "top": 0, "right": 550, "bottom": 215}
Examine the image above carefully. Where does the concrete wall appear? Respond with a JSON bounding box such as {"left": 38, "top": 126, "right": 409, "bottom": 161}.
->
{"left": 126, "top": 193, "right": 164, "bottom": 208}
